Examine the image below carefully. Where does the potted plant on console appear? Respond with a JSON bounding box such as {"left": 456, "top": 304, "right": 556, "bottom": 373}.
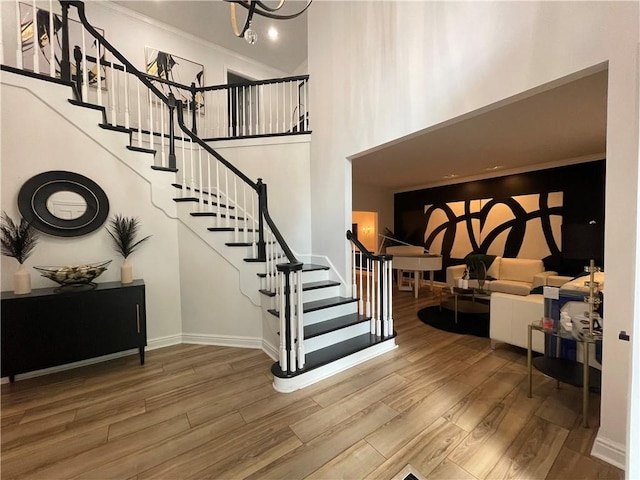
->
{"left": 1, "top": 212, "right": 39, "bottom": 294}
{"left": 106, "top": 214, "right": 151, "bottom": 284}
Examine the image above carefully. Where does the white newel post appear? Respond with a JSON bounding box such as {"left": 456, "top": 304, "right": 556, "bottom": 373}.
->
{"left": 109, "top": 62, "right": 116, "bottom": 124}
{"left": 124, "top": 66, "right": 130, "bottom": 129}
{"left": 95, "top": 41, "right": 102, "bottom": 107}
{"left": 382, "top": 258, "right": 388, "bottom": 337}
{"left": 371, "top": 260, "right": 377, "bottom": 334}
{"left": 136, "top": 80, "right": 142, "bottom": 146}
{"left": 287, "top": 271, "right": 296, "bottom": 372}
{"left": 366, "top": 256, "right": 371, "bottom": 318}
{"left": 279, "top": 271, "right": 286, "bottom": 371}
{"left": 296, "top": 269, "right": 304, "bottom": 369}
{"left": 80, "top": 26, "right": 88, "bottom": 101}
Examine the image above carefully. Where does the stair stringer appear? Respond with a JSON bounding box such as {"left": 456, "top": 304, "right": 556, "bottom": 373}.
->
{"left": 0, "top": 71, "right": 178, "bottom": 220}
{"left": 176, "top": 202, "right": 264, "bottom": 306}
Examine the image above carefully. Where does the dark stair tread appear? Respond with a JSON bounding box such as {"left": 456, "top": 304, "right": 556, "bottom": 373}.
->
{"left": 268, "top": 296, "right": 357, "bottom": 317}
{"left": 259, "top": 279, "right": 335, "bottom": 297}
{"left": 171, "top": 183, "right": 220, "bottom": 199}
{"left": 207, "top": 227, "right": 235, "bottom": 232}
{"left": 304, "top": 313, "right": 369, "bottom": 339}
{"left": 257, "top": 263, "right": 330, "bottom": 278}
{"left": 68, "top": 99, "right": 105, "bottom": 113}
{"left": 303, "top": 280, "right": 341, "bottom": 291}
{"left": 151, "top": 165, "right": 178, "bottom": 173}
{"left": 226, "top": 242, "right": 254, "bottom": 247}
{"left": 127, "top": 145, "right": 156, "bottom": 155}
{"left": 271, "top": 332, "right": 396, "bottom": 378}
{"left": 99, "top": 123, "right": 131, "bottom": 134}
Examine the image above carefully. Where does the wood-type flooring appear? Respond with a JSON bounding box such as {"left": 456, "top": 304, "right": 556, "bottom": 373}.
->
{"left": 1, "top": 284, "right": 624, "bottom": 479}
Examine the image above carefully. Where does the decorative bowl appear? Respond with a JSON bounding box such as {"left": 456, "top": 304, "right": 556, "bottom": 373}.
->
{"left": 34, "top": 260, "right": 112, "bottom": 286}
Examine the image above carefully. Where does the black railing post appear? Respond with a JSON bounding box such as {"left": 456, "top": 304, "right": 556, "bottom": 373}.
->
{"left": 73, "top": 46, "right": 82, "bottom": 101}
{"left": 167, "top": 93, "right": 177, "bottom": 170}
{"left": 256, "top": 178, "right": 267, "bottom": 261}
{"left": 190, "top": 82, "right": 197, "bottom": 135}
{"left": 60, "top": 2, "right": 71, "bottom": 82}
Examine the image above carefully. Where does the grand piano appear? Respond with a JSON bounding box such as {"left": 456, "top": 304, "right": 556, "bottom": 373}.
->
{"left": 384, "top": 239, "right": 443, "bottom": 298}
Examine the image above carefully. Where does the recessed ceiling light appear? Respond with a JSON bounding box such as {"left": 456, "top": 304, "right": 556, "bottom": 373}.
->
{"left": 443, "top": 174, "right": 458, "bottom": 179}
{"left": 485, "top": 165, "right": 502, "bottom": 171}
{"left": 268, "top": 27, "right": 279, "bottom": 41}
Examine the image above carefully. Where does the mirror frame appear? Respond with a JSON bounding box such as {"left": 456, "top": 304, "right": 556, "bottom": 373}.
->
{"left": 18, "top": 171, "right": 110, "bottom": 237}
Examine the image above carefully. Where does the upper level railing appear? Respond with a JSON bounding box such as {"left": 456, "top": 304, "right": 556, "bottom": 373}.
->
{"left": 1, "top": 0, "right": 308, "bottom": 374}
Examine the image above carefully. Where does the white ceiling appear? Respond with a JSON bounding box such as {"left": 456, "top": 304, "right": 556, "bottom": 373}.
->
{"left": 352, "top": 68, "right": 608, "bottom": 192}
{"left": 111, "top": 0, "right": 308, "bottom": 74}
{"left": 111, "top": 2, "right": 607, "bottom": 193}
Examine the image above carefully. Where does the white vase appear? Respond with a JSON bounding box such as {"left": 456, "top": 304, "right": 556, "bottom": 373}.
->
{"left": 121, "top": 258, "right": 133, "bottom": 284}
{"left": 14, "top": 264, "right": 31, "bottom": 295}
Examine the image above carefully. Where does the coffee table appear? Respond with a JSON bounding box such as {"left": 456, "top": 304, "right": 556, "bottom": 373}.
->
{"left": 441, "top": 287, "right": 491, "bottom": 323}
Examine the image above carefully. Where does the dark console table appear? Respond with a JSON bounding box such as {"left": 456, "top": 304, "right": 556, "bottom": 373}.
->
{"left": 1, "top": 280, "right": 146, "bottom": 382}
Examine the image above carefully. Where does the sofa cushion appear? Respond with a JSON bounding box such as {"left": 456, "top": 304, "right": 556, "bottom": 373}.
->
{"left": 487, "top": 257, "right": 501, "bottom": 280}
{"left": 489, "top": 280, "right": 532, "bottom": 296}
{"left": 499, "top": 258, "right": 544, "bottom": 283}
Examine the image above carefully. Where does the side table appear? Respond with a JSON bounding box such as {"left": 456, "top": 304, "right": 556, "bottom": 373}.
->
{"left": 527, "top": 320, "right": 602, "bottom": 427}
{"left": 441, "top": 287, "right": 491, "bottom": 323}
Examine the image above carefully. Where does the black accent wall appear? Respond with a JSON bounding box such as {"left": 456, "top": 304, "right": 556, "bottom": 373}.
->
{"left": 394, "top": 160, "right": 605, "bottom": 278}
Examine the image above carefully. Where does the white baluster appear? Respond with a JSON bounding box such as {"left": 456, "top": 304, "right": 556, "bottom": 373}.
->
{"left": 382, "top": 260, "right": 389, "bottom": 337}
{"left": 366, "top": 256, "right": 371, "bottom": 318}
{"left": 181, "top": 133, "right": 186, "bottom": 195}
{"left": 296, "top": 270, "right": 305, "bottom": 369}
{"left": 268, "top": 83, "right": 273, "bottom": 134}
{"left": 207, "top": 153, "right": 213, "bottom": 213}
{"left": 224, "top": 166, "right": 229, "bottom": 228}
{"left": 376, "top": 262, "right": 381, "bottom": 336}
{"left": 31, "top": 0, "right": 39, "bottom": 74}
{"left": 228, "top": 89, "right": 233, "bottom": 136}
{"left": 276, "top": 82, "right": 280, "bottom": 133}
{"left": 124, "top": 66, "right": 130, "bottom": 129}
{"left": 160, "top": 98, "right": 166, "bottom": 167}
{"left": 235, "top": 86, "right": 240, "bottom": 137}
{"left": 15, "top": 0, "right": 22, "bottom": 69}
{"left": 290, "top": 80, "right": 294, "bottom": 131}
{"left": 95, "top": 41, "right": 102, "bottom": 107}
{"left": 198, "top": 147, "right": 204, "bottom": 209}
{"left": 80, "top": 26, "right": 88, "bottom": 101}
{"left": 48, "top": 0, "right": 54, "bottom": 77}
{"left": 109, "top": 62, "right": 116, "bottom": 125}
{"left": 215, "top": 161, "right": 221, "bottom": 227}
{"left": 243, "top": 183, "right": 247, "bottom": 243}
{"left": 359, "top": 251, "right": 364, "bottom": 314}
{"left": 248, "top": 85, "right": 252, "bottom": 136}
{"left": 388, "top": 260, "right": 394, "bottom": 336}
{"left": 188, "top": 137, "right": 194, "bottom": 193}
{"left": 136, "top": 80, "right": 142, "bottom": 147}
{"left": 233, "top": 176, "right": 239, "bottom": 242}
{"left": 279, "top": 271, "right": 286, "bottom": 371}
{"left": 304, "top": 80, "right": 309, "bottom": 130}
{"left": 370, "top": 261, "right": 377, "bottom": 334}
{"left": 351, "top": 244, "right": 357, "bottom": 299}
{"left": 148, "top": 89, "right": 154, "bottom": 154}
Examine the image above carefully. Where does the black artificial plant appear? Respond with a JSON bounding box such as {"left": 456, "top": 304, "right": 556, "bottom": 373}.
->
{"left": 106, "top": 214, "right": 151, "bottom": 259}
{"left": 0, "top": 212, "right": 39, "bottom": 264}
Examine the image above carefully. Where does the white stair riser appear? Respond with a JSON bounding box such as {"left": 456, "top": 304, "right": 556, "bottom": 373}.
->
{"left": 272, "top": 339, "right": 398, "bottom": 393}
{"left": 302, "top": 285, "right": 341, "bottom": 303}
{"left": 300, "top": 269, "right": 330, "bottom": 283}
{"left": 304, "top": 302, "right": 358, "bottom": 326}
{"left": 304, "top": 321, "right": 371, "bottom": 353}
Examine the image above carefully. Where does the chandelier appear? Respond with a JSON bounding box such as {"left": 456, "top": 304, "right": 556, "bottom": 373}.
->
{"left": 227, "top": 0, "right": 312, "bottom": 44}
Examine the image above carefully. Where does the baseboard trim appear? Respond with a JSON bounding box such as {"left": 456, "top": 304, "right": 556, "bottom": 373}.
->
{"left": 147, "top": 334, "right": 183, "bottom": 350}
{"left": 272, "top": 338, "right": 397, "bottom": 393}
{"left": 591, "top": 434, "right": 626, "bottom": 470}
{"left": 181, "top": 333, "right": 262, "bottom": 349}
{"left": 262, "top": 339, "right": 279, "bottom": 361}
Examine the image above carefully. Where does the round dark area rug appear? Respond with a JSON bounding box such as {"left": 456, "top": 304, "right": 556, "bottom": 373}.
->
{"left": 417, "top": 305, "right": 490, "bottom": 337}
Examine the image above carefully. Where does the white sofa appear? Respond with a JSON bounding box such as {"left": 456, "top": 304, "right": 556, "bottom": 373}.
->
{"left": 446, "top": 256, "right": 557, "bottom": 295}
{"left": 446, "top": 256, "right": 570, "bottom": 353}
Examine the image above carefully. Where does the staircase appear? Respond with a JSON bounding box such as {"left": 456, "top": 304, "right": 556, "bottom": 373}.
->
{"left": 0, "top": 0, "right": 397, "bottom": 391}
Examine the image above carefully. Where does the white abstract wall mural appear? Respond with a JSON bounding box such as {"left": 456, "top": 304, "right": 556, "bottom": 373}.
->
{"left": 424, "top": 192, "right": 563, "bottom": 260}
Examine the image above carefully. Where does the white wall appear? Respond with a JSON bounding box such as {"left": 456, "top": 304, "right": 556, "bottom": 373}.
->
{"left": 0, "top": 79, "right": 183, "bottom": 343}
{"left": 308, "top": 1, "right": 639, "bottom": 468}
{"left": 352, "top": 182, "right": 394, "bottom": 242}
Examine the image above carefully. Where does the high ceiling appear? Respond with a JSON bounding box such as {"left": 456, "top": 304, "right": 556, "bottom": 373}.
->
{"left": 111, "top": 2, "right": 607, "bottom": 192}
{"left": 111, "top": 0, "right": 308, "bottom": 74}
{"left": 352, "top": 69, "right": 608, "bottom": 191}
